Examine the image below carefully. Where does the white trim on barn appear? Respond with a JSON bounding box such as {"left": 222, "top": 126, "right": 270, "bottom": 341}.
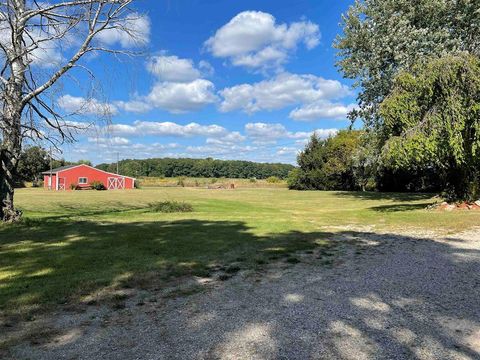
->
{"left": 59, "top": 178, "right": 66, "bottom": 191}
{"left": 107, "top": 177, "right": 125, "bottom": 190}
{"left": 49, "top": 164, "right": 136, "bottom": 180}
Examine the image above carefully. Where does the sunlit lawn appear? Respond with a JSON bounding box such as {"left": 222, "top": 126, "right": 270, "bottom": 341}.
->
{"left": 1, "top": 187, "right": 479, "bottom": 319}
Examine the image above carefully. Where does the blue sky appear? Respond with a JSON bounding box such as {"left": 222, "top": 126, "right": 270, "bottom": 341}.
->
{"left": 52, "top": 0, "right": 357, "bottom": 165}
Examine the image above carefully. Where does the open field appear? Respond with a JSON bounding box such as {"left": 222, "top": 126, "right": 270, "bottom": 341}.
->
{"left": 2, "top": 187, "right": 480, "bottom": 358}
{"left": 2, "top": 187, "right": 480, "bottom": 320}
{"left": 136, "top": 176, "right": 287, "bottom": 188}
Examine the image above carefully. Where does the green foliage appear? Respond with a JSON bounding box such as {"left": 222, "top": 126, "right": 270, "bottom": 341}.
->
{"left": 148, "top": 201, "right": 194, "bottom": 213}
{"left": 379, "top": 54, "right": 480, "bottom": 201}
{"left": 96, "top": 157, "right": 294, "bottom": 180}
{"left": 91, "top": 181, "right": 106, "bottom": 191}
{"left": 70, "top": 183, "right": 77, "bottom": 190}
{"left": 289, "top": 131, "right": 363, "bottom": 191}
{"left": 335, "top": 0, "right": 480, "bottom": 127}
{"left": 75, "top": 160, "right": 92, "bottom": 166}
{"left": 266, "top": 176, "right": 280, "bottom": 184}
{"left": 16, "top": 146, "right": 49, "bottom": 185}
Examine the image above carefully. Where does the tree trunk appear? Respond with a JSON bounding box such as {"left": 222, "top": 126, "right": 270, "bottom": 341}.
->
{"left": 0, "top": 0, "right": 27, "bottom": 222}
{"left": 0, "top": 123, "right": 23, "bottom": 222}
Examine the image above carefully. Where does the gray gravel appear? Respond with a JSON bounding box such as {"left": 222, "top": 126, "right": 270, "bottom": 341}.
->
{"left": 6, "top": 228, "right": 480, "bottom": 360}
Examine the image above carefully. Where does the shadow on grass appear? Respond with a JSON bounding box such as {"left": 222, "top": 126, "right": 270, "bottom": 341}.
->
{"left": 1, "top": 220, "right": 479, "bottom": 359}
{"left": 49, "top": 202, "right": 147, "bottom": 219}
{"left": 369, "top": 203, "right": 432, "bottom": 212}
{"left": 0, "top": 218, "right": 326, "bottom": 319}
{"left": 335, "top": 191, "right": 435, "bottom": 202}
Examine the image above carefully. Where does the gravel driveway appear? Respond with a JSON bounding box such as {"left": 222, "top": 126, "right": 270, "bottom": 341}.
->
{"left": 7, "top": 228, "right": 480, "bottom": 360}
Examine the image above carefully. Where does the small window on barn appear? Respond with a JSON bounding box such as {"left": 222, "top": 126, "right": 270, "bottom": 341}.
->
{"left": 78, "top": 177, "right": 88, "bottom": 184}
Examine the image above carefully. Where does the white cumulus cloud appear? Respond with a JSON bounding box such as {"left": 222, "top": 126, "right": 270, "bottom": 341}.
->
{"left": 219, "top": 73, "right": 351, "bottom": 117}
{"left": 146, "top": 55, "right": 202, "bottom": 82}
{"left": 245, "top": 122, "right": 337, "bottom": 144}
{"left": 88, "top": 136, "right": 131, "bottom": 146}
{"left": 145, "top": 79, "right": 217, "bottom": 113}
{"left": 205, "top": 11, "right": 320, "bottom": 71}
{"left": 58, "top": 95, "right": 118, "bottom": 116}
{"left": 290, "top": 101, "right": 358, "bottom": 121}
{"left": 118, "top": 54, "right": 217, "bottom": 114}
{"left": 96, "top": 13, "right": 150, "bottom": 48}
{"left": 108, "top": 120, "right": 229, "bottom": 138}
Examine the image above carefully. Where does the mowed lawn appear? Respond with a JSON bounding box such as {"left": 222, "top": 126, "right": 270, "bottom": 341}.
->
{"left": 1, "top": 187, "right": 479, "bottom": 319}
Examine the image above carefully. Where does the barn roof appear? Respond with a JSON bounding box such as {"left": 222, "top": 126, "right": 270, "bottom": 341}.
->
{"left": 42, "top": 163, "right": 136, "bottom": 179}
{"left": 42, "top": 165, "right": 77, "bottom": 175}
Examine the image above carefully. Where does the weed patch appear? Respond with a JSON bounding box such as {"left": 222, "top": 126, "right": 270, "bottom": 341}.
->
{"left": 148, "top": 201, "right": 193, "bottom": 213}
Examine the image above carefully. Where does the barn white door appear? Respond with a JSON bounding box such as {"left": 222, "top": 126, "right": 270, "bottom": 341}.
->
{"left": 58, "top": 178, "right": 66, "bottom": 191}
{"left": 117, "top": 177, "right": 125, "bottom": 189}
{"left": 107, "top": 177, "right": 117, "bottom": 190}
{"left": 107, "top": 177, "right": 125, "bottom": 190}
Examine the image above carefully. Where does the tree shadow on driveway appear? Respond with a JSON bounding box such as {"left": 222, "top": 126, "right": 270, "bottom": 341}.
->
{"left": 1, "top": 220, "right": 479, "bottom": 359}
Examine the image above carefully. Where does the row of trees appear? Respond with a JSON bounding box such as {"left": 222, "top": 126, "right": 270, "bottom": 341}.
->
{"left": 96, "top": 158, "right": 295, "bottom": 179}
{"left": 288, "top": 130, "right": 444, "bottom": 193}
{"left": 15, "top": 146, "right": 91, "bottom": 186}
{"left": 290, "top": 0, "right": 480, "bottom": 201}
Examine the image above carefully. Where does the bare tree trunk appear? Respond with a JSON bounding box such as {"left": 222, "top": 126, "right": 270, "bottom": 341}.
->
{"left": 1, "top": 105, "right": 23, "bottom": 221}
{"left": 1, "top": 0, "right": 26, "bottom": 222}
{"left": 0, "top": 120, "right": 23, "bottom": 222}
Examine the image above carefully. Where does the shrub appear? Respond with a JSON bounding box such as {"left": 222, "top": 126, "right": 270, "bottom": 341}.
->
{"left": 148, "top": 201, "right": 193, "bottom": 213}
{"left": 70, "top": 183, "right": 77, "bottom": 190}
{"left": 287, "top": 169, "right": 304, "bottom": 190}
{"left": 32, "top": 180, "right": 43, "bottom": 188}
{"left": 177, "top": 176, "right": 186, "bottom": 187}
{"left": 91, "top": 180, "right": 106, "bottom": 190}
{"left": 249, "top": 177, "right": 257, "bottom": 183}
{"left": 266, "top": 176, "right": 281, "bottom": 184}
{"left": 134, "top": 180, "right": 141, "bottom": 189}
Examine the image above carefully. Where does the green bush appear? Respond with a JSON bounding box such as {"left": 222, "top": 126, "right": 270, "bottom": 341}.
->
{"left": 70, "top": 183, "right": 77, "bottom": 190}
{"left": 134, "top": 180, "right": 141, "bottom": 189}
{"left": 289, "top": 131, "right": 363, "bottom": 191}
{"left": 249, "top": 177, "right": 257, "bottom": 183}
{"left": 91, "top": 180, "right": 106, "bottom": 190}
{"left": 266, "top": 176, "right": 281, "bottom": 183}
{"left": 148, "top": 201, "right": 194, "bottom": 213}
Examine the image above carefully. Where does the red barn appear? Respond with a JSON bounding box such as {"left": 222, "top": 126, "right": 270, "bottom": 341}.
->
{"left": 42, "top": 164, "right": 135, "bottom": 190}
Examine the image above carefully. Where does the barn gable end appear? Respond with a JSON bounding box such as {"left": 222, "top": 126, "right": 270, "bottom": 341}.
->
{"left": 43, "top": 164, "right": 135, "bottom": 190}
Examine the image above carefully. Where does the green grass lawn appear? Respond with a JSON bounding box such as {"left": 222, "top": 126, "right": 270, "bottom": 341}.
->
{"left": 1, "top": 187, "right": 479, "bottom": 320}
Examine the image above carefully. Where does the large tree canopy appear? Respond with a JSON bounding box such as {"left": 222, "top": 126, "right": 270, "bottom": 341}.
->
{"left": 288, "top": 130, "right": 363, "bottom": 191}
{"left": 380, "top": 54, "right": 480, "bottom": 201}
{"left": 335, "top": 0, "right": 480, "bottom": 127}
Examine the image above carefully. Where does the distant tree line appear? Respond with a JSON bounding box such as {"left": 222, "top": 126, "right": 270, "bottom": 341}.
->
{"left": 96, "top": 158, "right": 295, "bottom": 179}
